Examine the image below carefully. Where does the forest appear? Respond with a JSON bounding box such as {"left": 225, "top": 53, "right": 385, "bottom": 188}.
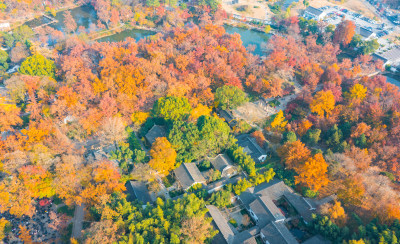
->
{"left": 0, "top": 0, "right": 400, "bottom": 243}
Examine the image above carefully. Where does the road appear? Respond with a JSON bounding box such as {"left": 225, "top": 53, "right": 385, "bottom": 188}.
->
{"left": 72, "top": 204, "right": 85, "bottom": 239}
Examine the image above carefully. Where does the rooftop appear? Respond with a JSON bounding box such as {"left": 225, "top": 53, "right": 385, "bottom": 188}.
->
{"left": 145, "top": 125, "right": 166, "bottom": 145}
{"left": 261, "top": 221, "right": 298, "bottom": 244}
{"left": 304, "top": 6, "right": 324, "bottom": 17}
{"left": 125, "top": 181, "right": 153, "bottom": 204}
{"left": 373, "top": 47, "right": 400, "bottom": 64}
{"left": 174, "top": 163, "right": 206, "bottom": 190}
{"left": 207, "top": 205, "right": 235, "bottom": 244}
{"left": 356, "top": 27, "right": 375, "bottom": 39}
{"left": 236, "top": 134, "right": 267, "bottom": 163}
{"left": 209, "top": 154, "right": 234, "bottom": 173}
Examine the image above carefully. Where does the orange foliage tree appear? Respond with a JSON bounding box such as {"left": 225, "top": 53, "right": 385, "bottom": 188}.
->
{"left": 277, "top": 140, "right": 311, "bottom": 169}
{"left": 149, "top": 137, "right": 177, "bottom": 176}
{"left": 294, "top": 153, "right": 329, "bottom": 191}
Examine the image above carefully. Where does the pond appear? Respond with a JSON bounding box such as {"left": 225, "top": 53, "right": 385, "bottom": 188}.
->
{"left": 96, "top": 28, "right": 156, "bottom": 43}
{"left": 24, "top": 5, "right": 271, "bottom": 55}
{"left": 49, "top": 4, "right": 98, "bottom": 32}
{"left": 224, "top": 25, "right": 271, "bottom": 56}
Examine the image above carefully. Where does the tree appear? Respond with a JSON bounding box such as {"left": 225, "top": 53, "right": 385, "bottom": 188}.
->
{"left": 197, "top": 115, "right": 232, "bottom": 156}
{"left": 277, "top": 140, "right": 311, "bottom": 169}
{"left": 19, "top": 54, "right": 56, "bottom": 78}
{"left": 181, "top": 216, "right": 215, "bottom": 244}
{"left": 294, "top": 153, "right": 329, "bottom": 191}
{"left": 0, "top": 49, "right": 8, "bottom": 72}
{"left": 4, "top": 75, "right": 27, "bottom": 103}
{"left": 10, "top": 42, "right": 29, "bottom": 63}
{"left": 303, "top": 129, "right": 321, "bottom": 146}
{"left": 251, "top": 130, "right": 266, "bottom": 147}
{"left": 215, "top": 85, "right": 248, "bottom": 110}
{"left": 149, "top": 137, "right": 177, "bottom": 176}
{"left": 0, "top": 218, "right": 10, "bottom": 240}
{"left": 84, "top": 219, "right": 119, "bottom": 244}
{"left": 333, "top": 20, "right": 356, "bottom": 47}
{"left": 233, "top": 178, "right": 252, "bottom": 195}
{"left": 325, "top": 124, "right": 343, "bottom": 152}
{"left": 19, "top": 225, "right": 33, "bottom": 244}
{"left": 64, "top": 11, "right": 77, "bottom": 33}
{"left": 328, "top": 201, "right": 347, "bottom": 226}
{"left": 269, "top": 110, "right": 288, "bottom": 131}
{"left": 153, "top": 96, "right": 192, "bottom": 121}
{"left": 98, "top": 117, "right": 127, "bottom": 148}
{"left": 110, "top": 142, "right": 134, "bottom": 173}
{"left": 310, "top": 90, "right": 335, "bottom": 117}
{"left": 209, "top": 190, "right": 231, "bottom": 207}
{"left": 282, "top": 131, "right": 297, "bottom": 144}
{"left": 361, "top": 39, "right": 379, "bottom": 55}
{"left": 350, "top": 83, "right": 367, "bottom": 101}
{"left": 12, "top": 25, "right": 34, "bottom": 43}
{"left": 146, "top": 0, "right": 160, "bottom": 9}
{"left": 264, "top": 25, "right": 272, "bottom": 34}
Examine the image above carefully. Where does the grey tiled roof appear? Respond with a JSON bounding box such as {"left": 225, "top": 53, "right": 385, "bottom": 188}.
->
{"left": 236, "top": 134, "right": 267, "bottom": 163}
{"left": 145, "top": 125, "right": 166, "bottom": 145}
{"left": 174, "top": 163, "right": 206, "bottom": 190}
{"left": 207, "top": 205, "right": 235, "bottom": 244}
{"left": 126, "top": 181, "right": 153, "bottom": 204}
{"left": 375, "top": 47, "right": 400, "bottom": 63}
{"left": 261, "top": 222, "right": 298, "bottom": 244}
{"left": 303, "top": 235, "right": 331, "bottom": 244}
{"left": 305, "top": 6, "right": 323, "bottom": 17}
{"left": 209, "top": 154, "right": 234, "bottom": 173}
{"left": 356, "top": 27, "right": 374, "bottom": 38}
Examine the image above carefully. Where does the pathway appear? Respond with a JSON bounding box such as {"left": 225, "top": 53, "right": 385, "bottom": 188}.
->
{"left": 72, "top": 203, "right": 85, "bottom": 239}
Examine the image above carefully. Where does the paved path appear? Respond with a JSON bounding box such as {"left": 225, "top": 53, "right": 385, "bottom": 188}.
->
{"left": 72, "top": 204, "right": 85, "bottom": 239}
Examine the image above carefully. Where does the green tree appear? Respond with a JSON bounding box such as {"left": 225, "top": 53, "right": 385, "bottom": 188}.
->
{"left": 0, "top": 49, "right": 8, "bottom": 71}
{"left": 197, "top": 115, "right": 232, "bottom": 156}
{"left": 153, "top": 96, "right": 192, "bottom": 121}
{"left": 110, "top": 142, "right": 134, "bottom": 173}
{"left": 282, "top": 131, "right": 297, "bottom": 144}
{"left": 19, "top": 54, "right": 56, "bottom": 78}
{"left": 215, "top": 85, "right": 248, "bottom": 110}
{"left": 361, "top": 39, "right": 379, "bottom": 55}
{"left": 133, "top": 149, "right": 146, "bottom": 163}
{"left": 227, "top": 143, "right": 256, "bottom": 177}
{"left": 168, "top": 121, "right": 201, "bottom": 163}
{"left": 209, "top": 190, "right": 231, "bottom": 207}
{"left": 303, "top": 129, "right": 321, "bottom": 146}
{"left": 1, "top": 32, "right": 14, "bottom": 48}
{"left": 325, "top": 124, "right": 342, "bottom": 152}
{"left": 13, "top": 25, "right": 34, "bottom": 43}
{"left": 146, "top": 0, "right": 160, "bottom": 8}
{"left": 355, "top": 134, "right": 367, "bottom": 149}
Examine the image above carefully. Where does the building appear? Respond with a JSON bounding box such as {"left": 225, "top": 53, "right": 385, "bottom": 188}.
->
{"left": 207, "top": 205, "right": 235, "bottom": 244}
{"left": 236, "top": 134, "right": 268, "bottom": 163}
{"left": 125, "top": 181, "right": 153, "bottom": 205}
{"left": 356, "top": 27, "right": 376, "bottom": 40}
{"left": 208, "top": 154, "right": 237, "bottom": 178}
{"left": 303, "top": 6, "right": 327, "bottom": 20}
{"left": 260, "top": 222, "right": 298, "bottom": 244}
{"left": 144, "top": 125, "right": 167, "bottom": 145}
{"left": 372, "top": 47, "right": 400, "bottom": 67}
{"left": 218, "top": 109, "right": 238, "bottom": 128}
{"left": 174, "top": 163, "right": 206, "bottom": 190}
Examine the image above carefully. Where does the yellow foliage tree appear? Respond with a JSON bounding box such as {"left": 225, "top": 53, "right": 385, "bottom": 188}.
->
{"left": 310, "top": 90, "right": 335, "bottom": 117}
{"left": 294, "top": 153, "right": 329, "bottom": 191}
{"left": 149, "top": 137, "right": 177, "bottom": 176}
{"left": 190, "top": 103, "right": 212, "bottom": 121}
{"left": 349, "top": 240, "right": 366, "bottom": 244}
{"left": 0, "top": 218, "right": 9, "bottom": 240}
{"left": 350, "top": 83, "right": 367, "bottom": 101}
{"left": 131, "top": 111, "right": 150, "bottom": 126}
{"left": 270, "top": 110, "right": 288, "bottom": 131}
